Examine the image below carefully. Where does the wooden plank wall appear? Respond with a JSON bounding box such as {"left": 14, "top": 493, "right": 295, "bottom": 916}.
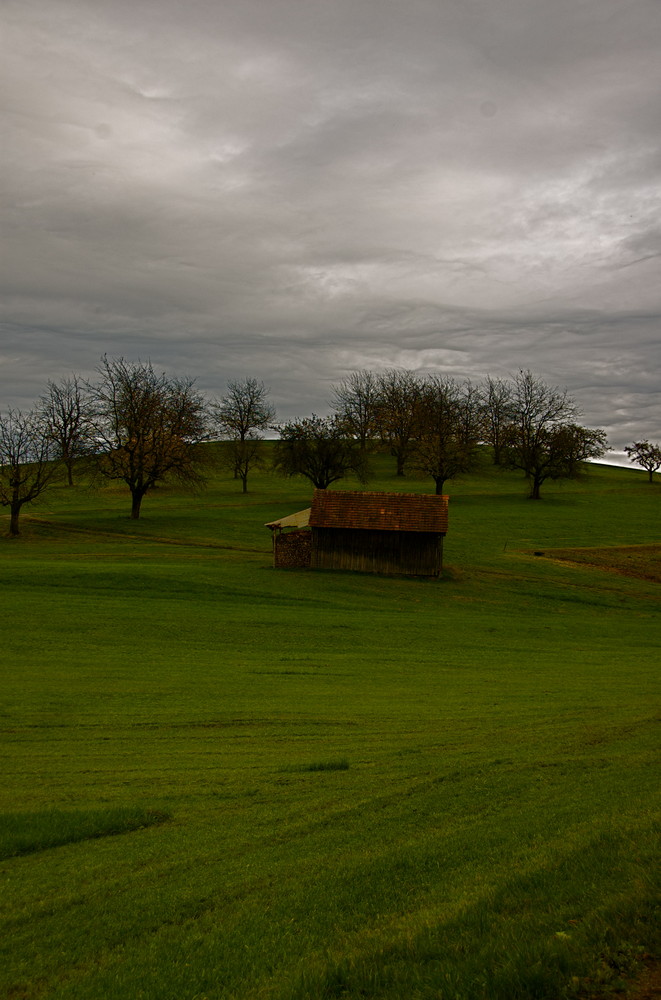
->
{"left": 311, "top": 528, "right": 442, "bottom": 577}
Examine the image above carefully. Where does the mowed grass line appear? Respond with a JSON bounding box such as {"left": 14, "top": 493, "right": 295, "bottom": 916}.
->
{"left": 3, "top": 758, "right": 656, "bottom": 1000}
{"left": 0, "top": 806, "right": 170, "bottom": 859}
{"left": 0, "top": 456, "right": 659, "bottom": 999}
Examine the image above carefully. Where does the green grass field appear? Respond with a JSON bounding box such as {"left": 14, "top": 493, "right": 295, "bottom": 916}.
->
{"left": 1, "top": 452, "right": 659, "bottom": 999}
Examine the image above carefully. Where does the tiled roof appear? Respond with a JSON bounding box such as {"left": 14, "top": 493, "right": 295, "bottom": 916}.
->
{"left": 309, "top": 490, "right": 448, "bottom": 533}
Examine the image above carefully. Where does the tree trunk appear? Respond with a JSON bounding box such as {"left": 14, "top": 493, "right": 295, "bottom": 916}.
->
{"left": 241, "top": 474, "right": 248, "bottom": 494}
{"left": 9, "top": 501, "right": 21, "bottom": 536}
{"left": 66, "top": 460, "right": 74, "bottom": 487}
{"left": 434, "top": 477, "right": 446, "bottom": 495}
{"left": 130, "top": 491, "right": 144, "bottom": 519}
{"left": 529, "top": 476, "right": 542, "bottom": 500}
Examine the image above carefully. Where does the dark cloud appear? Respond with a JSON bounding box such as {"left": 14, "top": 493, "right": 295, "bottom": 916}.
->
{"left": 1, "top": 0, "right": 660, "bottom": 448}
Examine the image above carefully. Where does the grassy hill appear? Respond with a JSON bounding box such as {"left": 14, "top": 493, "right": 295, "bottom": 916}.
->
{"left": 1, "top": 451, "right": 659, "bottom": 999}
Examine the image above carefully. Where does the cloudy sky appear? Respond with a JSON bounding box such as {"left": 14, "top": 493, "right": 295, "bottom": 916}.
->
{"left": 2, "top": 0, "right": 660, "bottom": 449}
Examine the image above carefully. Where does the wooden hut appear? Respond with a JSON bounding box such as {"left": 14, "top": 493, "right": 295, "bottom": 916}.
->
{"left": 267, "top": 490, "right": 449, "bottom": 576}
{"left": 309, "top": 490, "right": 448, "bottom": 576}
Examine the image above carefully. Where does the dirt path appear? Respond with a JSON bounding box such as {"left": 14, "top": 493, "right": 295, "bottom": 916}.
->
{"left": 586, "top": 962, "right": 661, "bottom": 1000}
{"left": 626, "top": 963, "right": 661, "bottom": 1000}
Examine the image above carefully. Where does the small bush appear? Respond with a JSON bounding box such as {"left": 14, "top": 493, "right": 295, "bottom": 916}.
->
{"left": 281, "top": 759, "right": 350, "bottom": 773}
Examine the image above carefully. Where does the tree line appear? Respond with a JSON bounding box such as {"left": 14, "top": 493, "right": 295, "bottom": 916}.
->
{"left": 0, "top": 358, "right": 276, "bottom": 535}
{"left": 1, "top": 357, "right": 659, "bottom": 536}
{"left": 278, "top": 368, "right": 612, "bottom": 498}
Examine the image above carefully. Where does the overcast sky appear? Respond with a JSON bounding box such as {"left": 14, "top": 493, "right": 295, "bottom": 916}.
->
{"left": 2, "top": 0, "right": 660, "bottom": 449}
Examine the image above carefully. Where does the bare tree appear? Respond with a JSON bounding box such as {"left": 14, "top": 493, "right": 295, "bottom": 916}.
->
{"left": 212, "top": 378, "right": 275, "bottom": 493}
{"left": 374, "top": 368, "right": 422, "bottom": 477}
{"left": 331, "top": 369, "right": 379, "bottom": 451}
{"left": 624, "top": 441, "right": 661, "bottom": 482}
{"left": 212, "top": 378, "right": 274, "bottom": 442}
{"left": 501, "top": 370, "right": 607, "bottom": 498}
{"left": 273, "top": 414, "right": 368, "bottom": 489}
{"left": 411, "top": 375, "right": 483, "bottom": 494}
{"left": 88, "top": 356, "right": 209, "bottom": 518}
{"left": 38, "top": 374, "right": 92, "bottom": 486}
{"left": 481, "top": 376, "right": 513, "bottom": 466}
{"left": 0, "top": 409, "right": 60, "bottom": 536}
{"left": 221, "top": 437, "right": 267, "bottom": 494}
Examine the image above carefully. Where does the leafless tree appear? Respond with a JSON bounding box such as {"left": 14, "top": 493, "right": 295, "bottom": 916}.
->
{"left": 501, "top": 370, "right": 607, "bottom": 498}
{"left": 481, "top": 376, "right": 513, "bottom": 466}
{"left": 87, "top": 356, "right": 209, "bottom": 518}
{"left": 624, "top": 441, "right": 661, "bottom": 482}
{"left": 331, "top": 369, "right": 380, "bottom": 451}
{"left": 374, "top": 368, "right": 422, "bottom": 476}
{"left": 411, "top": 376, "right": 483, "bottom": 494}
{"left": 221, "top": 437, "right": 267, "bottom": 494}
{"left": 38, "top": 374, "right": 92, "bottom": 486}
{"left": 212, "top": 378, "right": 274, "bottom": 442}
{"left": 0, "top": 409, "right": 60, "bottom": 536}
{"left": 212, "top": 378, "right": 275, "bottom": 493}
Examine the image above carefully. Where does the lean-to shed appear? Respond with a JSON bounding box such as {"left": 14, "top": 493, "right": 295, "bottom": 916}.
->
{"left": 266, "top": 490, "right": 449, "bottom": 576}
{"left": 264, "top": 507, "right": 311, "bottom": 569}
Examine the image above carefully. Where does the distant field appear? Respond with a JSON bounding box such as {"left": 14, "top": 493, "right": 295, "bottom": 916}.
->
{"left": 547, "top": 544, "right": 661, "bottom": 583}
{"left": 1, "top": 452, "right": 659, "bottom": 1000}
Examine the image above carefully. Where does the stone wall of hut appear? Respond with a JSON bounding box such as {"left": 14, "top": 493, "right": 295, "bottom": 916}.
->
{"left": 273, "top": 529, "right": 312, "bottom": 569}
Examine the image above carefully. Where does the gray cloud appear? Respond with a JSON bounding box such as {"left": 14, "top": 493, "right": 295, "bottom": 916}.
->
{"left": 2, "top": 0, "right": 660, "bottom": 447}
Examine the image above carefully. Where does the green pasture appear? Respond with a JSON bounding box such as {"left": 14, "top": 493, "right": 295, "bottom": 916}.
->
{"left": 1, "top": 453, "right": 659, "bottom": 999}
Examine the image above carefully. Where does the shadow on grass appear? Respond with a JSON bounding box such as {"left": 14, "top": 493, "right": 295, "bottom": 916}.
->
{"left": 291, "top": 824, "right": 661, "bottom": 1000}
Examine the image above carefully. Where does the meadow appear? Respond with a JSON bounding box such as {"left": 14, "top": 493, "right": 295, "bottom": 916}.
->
{"left": 1, "top": 451, "right": 659, "bottom": 1000}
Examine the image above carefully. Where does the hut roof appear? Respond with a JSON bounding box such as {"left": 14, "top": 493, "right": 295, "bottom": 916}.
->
{"left": 309, "top": 490, "right": 448, "bottom": 533}
{"left": 264, "top": 507, "right": 311, "bottom": 530}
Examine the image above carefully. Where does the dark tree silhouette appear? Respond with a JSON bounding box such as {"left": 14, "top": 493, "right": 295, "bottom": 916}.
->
{"left": 212, "top": 378, "right": 274, "bottom": 493}
{"left": 38, "top": 374, "right": 92, "bottom": 486}
{"left": 624, "top": 441, "right": 661, "bottom": 482}
{"left": 273, "top": 414, "right": 368, "bottom": 489}
{"left": 481, "top": 376, "right": 513, "bottom": 466}
{"left": 501, "top": 371, "right": 607, "bottom": 499}
{"left": 374, "top": 368, "right": 422, "bottom": 477}
{"left": 412, "top": 376, "right": 483, "bottom": 494}
{"left": 212, "top": 378, "right": 274, "bottom": 442}
{"left": 0, "top": 409, "right": 60, "bottom": 536}
{"left": 331, "top": 369, "right": 380, "bottom": 451}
